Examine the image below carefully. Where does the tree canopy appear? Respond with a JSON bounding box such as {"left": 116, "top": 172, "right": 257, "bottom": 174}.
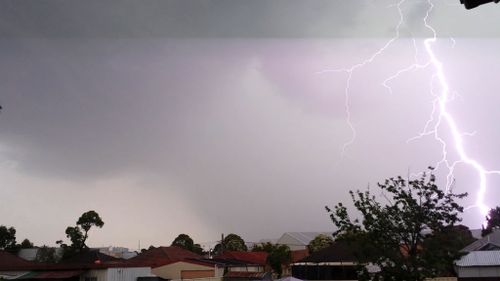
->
{"left": 252, "top": 242, "right": 291, "bottom": 278}
{"left": 482, "top": 206, "right": 500, "bottom": 236}
{"left": 19, "top": 239, "right": 34, "bottom": 249}
{"left": 213, "top": 233, "right": 248, "bottom": 254}
{"left": 0, "top": 226, "right": 16, "bottom": 250}
{"left": 58, "top": 210, "right": 104, "bottom": 259}
{"left": 326, "top": 168, "right": 468, "bottom": 281}
{"left": 307, "top": 234, "right": 334, "bottom": 253}
{"left": 171, "top": 234, "right": 204, "bottom": 255}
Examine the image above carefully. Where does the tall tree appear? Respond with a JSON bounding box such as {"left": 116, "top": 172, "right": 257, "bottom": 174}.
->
{"left": 307, "top": 234, "right": 334, "bottom": 253}
{"left": 36, "top": 246, "right": 58, "bottom": 263}
{"left": 171, "top": 234, "right": 204, "bottom": 255}
{"left": 252, "top": 242, "right": 291, "bottom": 278}
{"left": 19, "top": 239, "right": 34, "bottom": 249}
{"left": 0, "top": 226, "right": 17, "bottom": 250}
{"left": 58, "top": 210, "right": 104, "bottom": 259}
{"left": 214, "top": 233, "right": 248, "bottom": 254}
{"left": 327, "top": 168, "right": 467, "bottom": 281}
{"left": 422, "top": 225, "right": 475, "bottom": 276}
{"left": 76, "top": 210, "right": 104, "bottom": 250}
{"left": 482, "top": 206, "right": 500, "bottom": 236}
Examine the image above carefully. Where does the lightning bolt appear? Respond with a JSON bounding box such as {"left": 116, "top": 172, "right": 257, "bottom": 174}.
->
{"left": 322, "top": 0, "right": 500, "bottom": 220}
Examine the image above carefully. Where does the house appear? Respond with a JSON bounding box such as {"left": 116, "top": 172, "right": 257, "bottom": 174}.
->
{"left": 214, "top": 251, "right": 268, "bottom": 273}
{"left": 291, "top": 241, "right": 358, "bottom": 281}
{"left": 455, "top": 250, "right": 500, "bottom": 281}
{"left": 129, "top": 246, "right": 223, "bottom": 280}
{"left": 210, "top": 251, "right": 271, "bottom": 281}
{"left": 455, "top": 229, "right": 500, "bottom": 281}
{"left": 277, "top": 233, "right": 332, "bottom": 251}
{"left": 0, "top": 250, "right": 38, "bottom": 279}
{"left": 0, "top": 250, "right": 152, "bottom": 281}
{"left": 281, "top": 250, "right": 309, "bottom": 277}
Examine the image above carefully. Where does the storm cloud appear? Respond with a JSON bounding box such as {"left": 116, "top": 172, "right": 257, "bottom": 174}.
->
{"left": 0, "top": 0, "right": 500, "bottom": 249}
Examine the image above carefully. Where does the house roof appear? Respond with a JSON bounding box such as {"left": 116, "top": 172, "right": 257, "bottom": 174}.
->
{"left": 297, "top": 241, "right": 355, "bottom": 263}
{"left": 0, "top": 250, "right": 38, "bottom": 271}
{"left": 61, "top": 250, "right": 122, "bottom": 265}
{"left": 277, "top": 232, "right": 332, "bottom": 247}
{"left": 291, "top": 250, "right": 309, "bottom": 263}
{"left": 462, "top": 229, "right": 500, "bottom": 252}
{"left": 215, "top": 251, "right": 268, "bottom": 266}
{"left": 17, "top": 270, "right": 85, "bottom": 279}
{"left": 50, "top": 250, "right": 147, "bottom": 270}
{"left": 224, "top": 271, "right": 269, "bottom": 279}
{"left": 456, "top": 250, "right": 500, "bottom": 267}
{"left": 128, "top": 246, "right": 203, "bottom": 268}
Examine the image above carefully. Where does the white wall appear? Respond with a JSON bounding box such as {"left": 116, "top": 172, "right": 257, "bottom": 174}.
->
{"left": 80, "top": 267, "right": 152, "bottom": 281}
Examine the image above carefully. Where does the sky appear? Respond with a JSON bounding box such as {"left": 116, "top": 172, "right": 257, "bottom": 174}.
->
{"left": 1, "top": 0, "right": 500, "bottom": 250}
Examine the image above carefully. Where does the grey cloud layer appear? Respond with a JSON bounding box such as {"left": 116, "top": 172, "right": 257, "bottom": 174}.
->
{"left": 0, "top": 0, "right": 499, "bottom": 38}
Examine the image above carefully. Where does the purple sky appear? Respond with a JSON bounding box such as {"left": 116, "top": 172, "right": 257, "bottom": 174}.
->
{"left": 1, "top": 0, "right": 500, "bottom": 250}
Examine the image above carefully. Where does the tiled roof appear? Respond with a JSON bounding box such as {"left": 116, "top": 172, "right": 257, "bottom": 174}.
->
{"left": 290, "top": 249, "right": 309, "bottom": 263}
{"left": 462, "top": 229, "right": 500, "bottom": 252}
{"left": 61, "top": 250, "right": 122, "bottom": 265}
{"left": 17, "top": 270, "right": 84, "bottom": 279}
{"left": 216, "top": 251, "right": 268, "bottom": 266}
{"left": 55, "top": 251, "right": 146, "bottom": 270}
{"left": 0, "top": 250, "right": 38, "bottom": 271}
{"left": 224, "top": 271, "right": 269, "bottom": 279}
{"left": 298, "top": 241, "right": 355, "bottom": 263}
{"left": 128, "top": 246, "right": 203, "bottom": 268}
{"left": 456, "top": 250, "right": 500, "bottom": 267}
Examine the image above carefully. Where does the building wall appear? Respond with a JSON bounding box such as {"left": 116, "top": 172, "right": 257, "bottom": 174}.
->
{"left": 153, "top": 261, "right": 216, "bottom": 280}
{"left": 181, "top": 270, "right": 215, "bottom": 279}
{"left": 292, "top": 265, "right": 358, "bottom": 281}
{"left": 80, "top": 267, "right": 151, "bottom": 281}
{"left": 457, "top": 267, "right": 500, "bottom": 278}
{"left": 80, "top": 269, "right": 109, "bottom": 281}
{"left": 227, "top": 266, "right": 264, "bottom": 273}
{"left": 107, "top": 267, "right": 152, "bottom": 281}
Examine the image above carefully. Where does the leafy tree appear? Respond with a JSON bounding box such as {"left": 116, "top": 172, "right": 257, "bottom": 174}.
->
{"left": 0, "top": 226, "right": 16, "bottom": 250}
{"left": 307, "top": 234, "right": 334, "bottom": 253}
{"left": 58, "top": 210, "right": 104, "bottom": 259}
{"left": 171, "top": 234, "right": 204, "bottom": 255}
{"left": 422, "top": 225, "right": 475, "bottom": 276}
{"left": 36, "top": 246, "right": 58, "bottom": 263}
{"left": 252, "top": 242, "right": 291, "bottom": 278}
{"left": 19, "top": 239, "right": 34, "bottom": 249}
{"left": 214, "top": 233, "right": 248, "bottom": 254}
{"left": 326, "top": 168, "right": 467, "bottom": 281}
{"left": 76, "top": 210, "right": 104, "bottom": 249}
{"left": 482, "top": 206, "right": 500, "bottom": 236}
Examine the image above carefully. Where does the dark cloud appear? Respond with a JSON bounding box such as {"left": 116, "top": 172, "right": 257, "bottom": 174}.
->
{"left": 0, "top": 0, "right": 362, "bottom": 38}
{"left": 1, "top": 1, "right": 500, "bottom": 248}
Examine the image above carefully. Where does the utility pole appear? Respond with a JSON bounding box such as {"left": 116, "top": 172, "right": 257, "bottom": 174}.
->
{"left": 221, "top": 233, "right": 224, "bottom": 254}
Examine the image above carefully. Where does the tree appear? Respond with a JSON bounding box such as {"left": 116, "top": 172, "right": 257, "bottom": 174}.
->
{"left": 326, "top": 168, "right": 467, "bottom": 281}
{"left": 76, "top": 210, "right": 104, "bottom": 249}
{"left": 482, "top": 206, "right": 500, "bottom": 236}
{"left": 171, "top": 234, "right": 204, "bottom": 255}
{"left": 36, "top": 245, "right": 58, "bottom": 263}
{"left": 58, "top": 210, "right": 104, "bottom": 259}
{"left": 422, "top": 225, "right": 475, "bottom": 276}
{"left": 307, "top": 234, "right": 334, "bottom": 253}
{"left": 252, "top": 242, "right": 291, "bottom": 278}
{"left": 19, "top": 239, "right": 34, "bottom": 249}
{"left": 213, "top": 233, "right": 248, "bottom": 254}
{"left": 0, "top": 226, "right": 17, "bottom": 250}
